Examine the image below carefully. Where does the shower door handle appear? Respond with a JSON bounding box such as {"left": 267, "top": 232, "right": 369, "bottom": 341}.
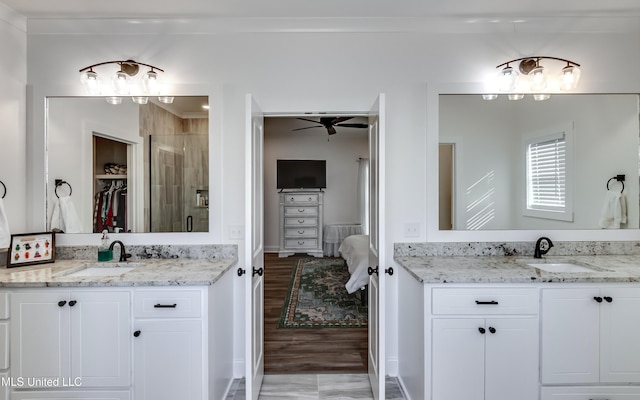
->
{"left": 187, "top": 215, "right": 193, "bottom": 232}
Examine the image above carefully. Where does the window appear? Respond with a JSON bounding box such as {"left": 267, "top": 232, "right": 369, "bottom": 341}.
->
{"left": 524, "top": 125, "right": 573, "bottom": 221}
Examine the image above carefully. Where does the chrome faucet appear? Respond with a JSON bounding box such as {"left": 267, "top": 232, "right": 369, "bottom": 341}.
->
{"left": 534, "top": 237, "right": 554, "bottom": 259}
{"left": 109, "top": 240, "right": 132, "bottom": 262}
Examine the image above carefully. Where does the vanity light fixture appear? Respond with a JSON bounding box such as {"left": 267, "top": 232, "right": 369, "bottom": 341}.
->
{"left": 79, "top": 59, "right": 173, "bottom": 104}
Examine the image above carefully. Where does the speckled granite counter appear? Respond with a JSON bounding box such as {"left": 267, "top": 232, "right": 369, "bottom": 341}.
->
{"left": 395, "top": 255, "right": 640, "bottom": 284}
{"left": 0, "top": 258, "right": 237, "bottom": 287}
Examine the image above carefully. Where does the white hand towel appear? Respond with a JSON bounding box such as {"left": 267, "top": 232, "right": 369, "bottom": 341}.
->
{"left": 49, "top": 195, "right": 83, "bottom": 233}
{"left": 599, "top": 190, "right": 627, "bottom": 229}
{"left": 0, "top": 197, "right": 10, "bottom": 249}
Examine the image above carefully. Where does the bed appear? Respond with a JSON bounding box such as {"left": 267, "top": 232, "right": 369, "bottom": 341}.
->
{"left": 339, "top": 234, "right": 370, "bottom": 294}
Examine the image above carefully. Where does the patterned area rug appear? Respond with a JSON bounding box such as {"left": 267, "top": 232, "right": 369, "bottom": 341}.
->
{"left": 279, "top": 257, "right": 368, "bottom": 328}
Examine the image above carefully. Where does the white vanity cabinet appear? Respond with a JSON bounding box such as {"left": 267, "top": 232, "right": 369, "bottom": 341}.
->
{"left": 132, "top": 288, "right": 205, "bottom": 400}
{"left": 0, "top": 292, "right": 10, "bottom": 400}
{"left": 10, "top": 289, "right": 131, "bottom": 388}
{"left": 430, "top": 287, "right": 539, "bottom": 400}
{"left": 541, "top": 287, "right": 640, "bottom": 385}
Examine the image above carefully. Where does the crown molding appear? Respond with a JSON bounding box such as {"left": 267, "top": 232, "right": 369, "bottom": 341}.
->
{"left": 0, "top": 2, "right": 26, "bottom": 32}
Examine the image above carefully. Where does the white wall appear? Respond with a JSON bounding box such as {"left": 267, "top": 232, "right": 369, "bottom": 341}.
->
{"left": 0, "top": 4, "right": 26, "bottom": 240}
{"left": 263, "top": 117, "right": 368, "bottom": 252}
{"left": 19, "top": 19, "right": 640, "bottom": 377}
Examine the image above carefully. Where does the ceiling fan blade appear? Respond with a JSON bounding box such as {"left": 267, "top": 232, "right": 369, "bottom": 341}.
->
{"left": 330, "top": 116, "right": 354, "bottom": 124}
{"left": 335, "top": 123, "right": 369, "bottom": 129}
{"left": 292, "top": 125, "right": 323, "bottom": 131}
{"left": 296, "top": 117, "right": 322, "bottom": 124}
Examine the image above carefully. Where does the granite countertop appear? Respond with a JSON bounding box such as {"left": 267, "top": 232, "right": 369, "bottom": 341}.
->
{"left": 0, "top": 258, "right": 238, "bottom": 288}
{"left": 395, "top": 255, "right": 640, "bottom": 284}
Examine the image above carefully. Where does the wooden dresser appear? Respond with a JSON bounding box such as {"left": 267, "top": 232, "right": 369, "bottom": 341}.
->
{"left": 278, "top": 191, "right": 324, "bottom": 257}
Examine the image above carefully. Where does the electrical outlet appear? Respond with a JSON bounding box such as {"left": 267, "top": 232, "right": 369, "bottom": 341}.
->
{"left": 229, "top": 225, "right": 244, "bottom": 240}
{"left": 404, "top": 223, "right": 420, "bottom": 238}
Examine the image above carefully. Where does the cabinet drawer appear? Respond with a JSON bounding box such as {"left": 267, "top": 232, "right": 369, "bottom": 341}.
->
{"left": 134, "top": 289, "right": 202, "bottom": 318}
{"left": 432, "top": 287, "right": 538, "bottom": 315}
{"left": 284, "top": 193, "right": 319, "bottom": 204}
{"left": 541, "top": 386, "right": 640, "bottom": 399}
{"left": 284, "top": 239, "right": 318, "bottom": 249}
{"left": 284, "top": 206, "right": 318, "bottom": 217}
{"left": 0, "top": 292, "right": 8, "bottom": 319}
{"left": 285, "top": 217, "right": 318, "bottom": 227}
{"left": 285, "top": 227, "right": 318, "bottom": 238}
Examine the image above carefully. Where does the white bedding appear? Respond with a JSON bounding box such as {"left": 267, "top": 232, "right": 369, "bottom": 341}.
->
{"left": 339, "top": 234, "right": 370, "bottom": 294}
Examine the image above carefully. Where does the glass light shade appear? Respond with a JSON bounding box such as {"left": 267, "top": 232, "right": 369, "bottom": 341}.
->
{"left": 112, "top": 70, "right": 131, "bottom": 95}
{"left": 508, "top": 94, "right": 524, "bottom": 100}
{"left": 498, "top": 66, "right": 519, "bottom": 91}
{"left": 132, "top": 96, "right": 149, "bottom": 104}
{"left": 158, "top": 96, "right": 174, "bottom": 104}
{"left": 561, "top": 65, "right": 581, "bottom": 91}
{"left": 482, "top": 94, "right": 498, "bottom": 100}
{"left": 529, "top": 65, "right": 547, "bottom": 91}
{"left": 105, "top": 96, "right": 123, "bottom": 105}
{"left": 80, "top": 70, "right": 101, "bottom": 95}
{"left": 143, "top": 70, "right": 160, "bottom": 95}
{"left": 533, "top": 93, "right": 551, "bottom": 101}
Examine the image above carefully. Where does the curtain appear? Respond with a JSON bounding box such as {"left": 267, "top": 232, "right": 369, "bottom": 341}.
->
{"left": 357, "top": 158, "right": 370, "bottom": 234}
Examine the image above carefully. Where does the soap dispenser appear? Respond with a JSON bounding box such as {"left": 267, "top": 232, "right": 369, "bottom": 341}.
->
{"left": 98, "top": 230, "right": 113, "bottom": 262}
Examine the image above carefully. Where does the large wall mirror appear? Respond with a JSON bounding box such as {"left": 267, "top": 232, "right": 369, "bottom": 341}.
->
{"left": 47, "top": 96, "right": 209, "bottom": 234}
{"left": 439, "top": 93, "right": 640, "bottom": 231}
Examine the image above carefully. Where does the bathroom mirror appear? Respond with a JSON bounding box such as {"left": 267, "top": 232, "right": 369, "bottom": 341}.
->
{"left": 46, "top": 96, "right": 209, "bottom": 233}
{"left": 439, "top": 93, "right": 640, "bottom": 231}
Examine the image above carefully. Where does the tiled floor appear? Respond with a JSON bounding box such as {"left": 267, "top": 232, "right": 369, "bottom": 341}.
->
{"left": 226, "top": 374, "right": 405, "bottom": 399}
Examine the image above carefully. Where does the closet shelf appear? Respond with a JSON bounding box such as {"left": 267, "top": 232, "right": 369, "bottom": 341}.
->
{"left": 96, "top": 174, "right": 128, "bottom": 180}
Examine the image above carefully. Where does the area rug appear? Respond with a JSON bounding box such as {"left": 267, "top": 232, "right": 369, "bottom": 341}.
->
{"left": 278, "top": 257, "right": 368, "bottom": 328}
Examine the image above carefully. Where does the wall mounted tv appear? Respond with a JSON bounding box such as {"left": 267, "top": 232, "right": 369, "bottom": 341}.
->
{"left": 277, "top": 159, "right": 326, "bottom": 190}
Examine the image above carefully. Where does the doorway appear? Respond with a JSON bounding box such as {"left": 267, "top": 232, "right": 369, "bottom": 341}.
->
{"left": 262, "top": 115, "right": 369, "bottom": 373}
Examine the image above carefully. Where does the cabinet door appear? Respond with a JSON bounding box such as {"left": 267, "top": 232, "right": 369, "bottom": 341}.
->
{"left": 485, "top": 318, "right": 539, "bottom": 400}
{"left": 70, "top": 291, "right": 131, "bottom": 387}
{"left": 600, "top": 287, "right": 640, "bottom": 383}
{"left": 11, "top": 292, "right": 71, "bottom": 381}
{"left": 541, "top": 288, "right": 600, "bottom": 384}
{"left": 432, "top": 318, "right": 485, "bottom": 400}
{"left": 133, "top": 320, "right": 203, "bottom": 400}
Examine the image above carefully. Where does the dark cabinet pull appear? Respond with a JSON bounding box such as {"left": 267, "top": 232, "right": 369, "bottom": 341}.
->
{"left": 478, "top": 327, "right": 486, "bottom": 334}
{"left": 133, "top": 330, "right": 141, "bottom": 337}
{"left": 604, "top": 296, "right": 613, "bottom": 303}
{"left": 237, "top": 268, "right": 246, "bottom": 276}
{"left": 58, "top": 300, "right": 67, "bottom": 307}
{"left": 154, "top": 304, "right": 177, "bottom": 308}
{"left": 68, "top": 300, "right": 77, "bottom": 307}
{"left": 186, "top": 215, "right": 193, "bottom": 232}
{"left": 368, "top": 266, "right": 379, "bottom": 276}
{"left": 475, "top": 300, "right": 499, "bottom": 305}
{"left": 489, "top": 327, "right": 496, "bottom": 334}
{"left": 252, "top": 267, "right": 263, "bottom": 277}
{"left": 594, "top": 296, "right": 603, "bottom": 303}
{"left": 385, "top": 267, "right": 394, "bottom": 276}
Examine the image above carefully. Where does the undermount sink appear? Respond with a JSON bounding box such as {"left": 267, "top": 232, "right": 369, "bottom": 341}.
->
{"left": 526, "top": 262, "right": 596, "bottom": 273}
{"left": 63, "top": 262, "right": 142, "bottom": 278}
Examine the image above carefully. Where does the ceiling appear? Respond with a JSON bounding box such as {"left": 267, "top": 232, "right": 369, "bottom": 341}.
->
{"left": 2, "top": 0, "right": 640, "bottom": 20}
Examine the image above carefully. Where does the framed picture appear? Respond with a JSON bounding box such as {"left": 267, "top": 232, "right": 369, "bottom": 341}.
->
{"left": 7, "top": 232, "right": 56, "bottom": 268}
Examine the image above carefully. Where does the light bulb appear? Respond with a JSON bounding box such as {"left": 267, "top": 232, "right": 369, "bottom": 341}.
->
{"left": 112, "top": 69, "right": 131, "bottom": 95}
{"left": 158, "top": 96, "right": 174, "bottom": 104}
{"left": 105, "top": 96, "right": 123, "bottom": 105}
{"left": 533, "top": 93, "right": 551, "bottom": 101}
{"left": 132, "top": 96, "right": 148, "bottom": 104}
{"left": 508, "top": 94, "right": 524, "bottom": 100}
{"left": 561, "top": 65, "right": 581, "bottom": 91}
{"left": 498, "top": 65, "right": 519, "bottom": 91}
{"left": 80, "top": 70, "right": 101, "bottom": 95}
{"left": 529, "top": 65, "right": 547, "bottom": 91}
{"left": 482, "top": 94, "right": 498, "bottom": 100}
{"left": 143, "top": 69, "right": 160, "bottom": 95}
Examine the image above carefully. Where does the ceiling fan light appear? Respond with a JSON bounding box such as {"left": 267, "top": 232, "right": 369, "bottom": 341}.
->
{"left": 561, "top": 65, "right": 581, "bottom": 91}
{"left": 498, "top": 65, "right": 519, "bottom": 91}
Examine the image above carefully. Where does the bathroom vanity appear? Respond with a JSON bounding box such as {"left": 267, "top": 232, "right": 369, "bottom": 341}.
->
{"left": 0, "top": 256, "right": 236, "bottom": 400}
{"left": 396, "top": 254, "right": 640, "bottom": 400}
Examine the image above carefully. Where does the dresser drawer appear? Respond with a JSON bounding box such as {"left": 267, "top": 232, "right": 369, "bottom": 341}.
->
{"left": 284, "top": 239, "right": 318, "bottom": 249}
{"left": 284, "top": 193, "right": 319, "bottom": 204}
{"left": 285, "top": 217, "right": 318, "bottom": 227}
{"left": 285, "top": 227, "right": 318, "bottom": 238}
{"left": 284, "top": 206, "right": 318, "bottom": 217}
{"left": 134, "top": 289, "right": 202, "bottom": 318}
{"left": 432, "top": 287, "right": 538, "bottom": 315}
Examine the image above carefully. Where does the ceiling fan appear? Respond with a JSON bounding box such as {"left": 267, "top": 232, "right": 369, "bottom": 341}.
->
{"left": 292, "top": 116, "right": 368, "bottom": 135}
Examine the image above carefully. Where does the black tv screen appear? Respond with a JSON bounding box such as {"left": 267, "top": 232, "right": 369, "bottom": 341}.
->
{"left": 277, "top": 160, "right": 326, "bottom": 189}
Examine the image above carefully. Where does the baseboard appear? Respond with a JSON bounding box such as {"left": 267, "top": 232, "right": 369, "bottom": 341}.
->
{"left": 396, "top": 375, "right": 412, "bottom": 400}
{"left": 233, "top": 358, "right": 245, "bottom": 378}
{"left": 386, "top": 356, "right": 399, "bottom": 376}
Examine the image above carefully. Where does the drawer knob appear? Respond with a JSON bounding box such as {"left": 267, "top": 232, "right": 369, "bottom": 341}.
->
{"left": 604, "top": 296, "right": 613, "bottom": 303}
{"left": 154, "top": 303, "right": 177, "bottom": 308}
{"left": 298, "top": 219, "right": 304, "bottom": 223}
{"left": 68, "top": 300, "right": 77, "bottom": 307}
{"left": 58, "top": 300, "right": 67, "bottom": 307}
{"left": 488, "top": 326, "right": 496, "bottom": 334}
{"left": 237, "top": 268, "right": 246, "bottom": 276}
{"left": 475, "top": 300, "right": 499, "bottom": 305}
{"left": 594, "top": 296, "right": 603, "bottom": 303}
{"left": 133, "top": 330, "right": 141, "bottom": 338}
{"left": 478, "top": 327, "right": 486, "bottom": 334}
{"left": 298, "top": 241, "right": 304, "bottom": 245}
{"left": 298, "top": 230, "right": 305, "bottom": 234}
{"left": 297, "top": 209, "right": 305, "bottom": 213}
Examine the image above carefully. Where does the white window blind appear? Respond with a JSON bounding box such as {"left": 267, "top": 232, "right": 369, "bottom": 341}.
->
{"left": 527, "top": 133, "right": 566, "bottom": 211}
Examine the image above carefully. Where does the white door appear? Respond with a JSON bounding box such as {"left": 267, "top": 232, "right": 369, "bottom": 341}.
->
{"left": 245, "top": 94, "right": 265, "bottom": 400}
{"left": 368, "top": 94, "right": 386, "bottom": 399}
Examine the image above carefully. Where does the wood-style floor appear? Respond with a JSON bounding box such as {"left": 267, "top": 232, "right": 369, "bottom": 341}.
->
{"left": 264, "top": 253, "right": 368, "bottom": 373}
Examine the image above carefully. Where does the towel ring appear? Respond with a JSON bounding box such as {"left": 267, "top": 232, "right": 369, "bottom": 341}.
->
{"left": 606, "top": 176, "right": 625, "bottom": 193}
{"left": 54, "top": 180, "right": 72, "bottom": 198}
{"left": 0, "top": 180, "right": 5, "bottom": 199}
